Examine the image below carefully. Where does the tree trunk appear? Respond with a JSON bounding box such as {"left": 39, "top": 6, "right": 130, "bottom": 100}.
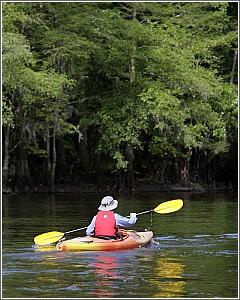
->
{"left": 50, "top": 124, "right": 57, "bottom": 193}
{"left": 14, "top": 122, "right": 33, "bottom": 193}
{"left": 180, "top": 149, "right": 192, "bottom": 185}
{"left": 118, "top": 170, "right": 126, "bottom": 194}
{"left": 79, "top": 129, "right": 90, "bottom": 175}
{"left": 2, "top": 126, "right": 11, "bottom": 192}
{"left": 46, "top": 125, "right": 51, "bottom": 186}
{"left": 57, "top": 137, "right": 66, "bottom": 181}
{"left": 122, "top": 4, "right": 137, "bottom": 193}
{"left": 15, "top": 142, "right": 33, "bottom": 192}
{"left": 230, "top": 49, "right": 237, "bottom": 84}
{"left": 130, "top": 44, "right": 136, "bottom": 83}
{"left": 192, "top": 148, "right": 201, "bottom": 183}
{"left": 159, "top": 159, "right": 168, "bottom": 183}
{"left": 130, "top": 5, "right": 137, "bottom": 84}
{"left": 174, "top": 158, "right": 180, "bottom": 183}
{"left": 125, "top": 145, "right": 135, "bottom": 191}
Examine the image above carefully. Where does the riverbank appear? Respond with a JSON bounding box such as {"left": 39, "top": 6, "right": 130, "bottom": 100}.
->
{"left": 2, "top": 179, "right": 236, "bottom": 194}
{"left": 53, "top": 182, "right": 235, "bottom": 193}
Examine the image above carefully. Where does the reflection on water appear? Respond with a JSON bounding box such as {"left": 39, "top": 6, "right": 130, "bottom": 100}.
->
{"left": 88, "top": 254, "right": 120, "bottom": 298}
{"left": 34, "top": 245, "right": 56, "bottom": 253}
{"left": 151, "top": 255, "right": 185, "bottom": 298}
{"left": 31, "top": 250, "right": 187, "bottom": 298}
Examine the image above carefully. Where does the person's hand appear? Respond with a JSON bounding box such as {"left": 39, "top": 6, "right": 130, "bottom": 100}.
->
{"left": 130, "top": 212, "right": 137, "bottom": 219}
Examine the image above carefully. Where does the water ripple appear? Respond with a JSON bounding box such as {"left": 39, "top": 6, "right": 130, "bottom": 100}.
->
{"left": 153, "top": 233, "right": 238, "bottom": 256}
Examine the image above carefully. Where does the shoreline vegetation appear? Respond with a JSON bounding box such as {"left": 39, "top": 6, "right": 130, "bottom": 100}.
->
{"left": 3, "top": 179, "right": 236, "bottom": 194}
{"left": 2, "top": 3, "right": 238, "bottom": 196}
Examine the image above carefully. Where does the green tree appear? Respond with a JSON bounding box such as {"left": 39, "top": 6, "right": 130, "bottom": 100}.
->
{"left": 2, "top": 2, "right": 238, "bottom": 193}
{"left": 2, "top": 2, "right": 72, "bottom": 192}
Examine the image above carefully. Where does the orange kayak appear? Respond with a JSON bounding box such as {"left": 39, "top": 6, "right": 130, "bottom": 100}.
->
{"left": 56, "top": 230, "right": 153, "bottom": 252}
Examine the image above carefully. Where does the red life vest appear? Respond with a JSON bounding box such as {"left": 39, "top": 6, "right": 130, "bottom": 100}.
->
{"left": 95, "top": 211, "right": 117, "bottom": 237}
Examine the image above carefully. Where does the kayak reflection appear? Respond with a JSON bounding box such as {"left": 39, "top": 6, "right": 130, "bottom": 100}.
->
{"left": 33, "top": 245, "right": 56, "bottom": 252}
{"left": 88, "top": 253, "right": 120, "bottom": 298}
{"left": 151, "top": 255, "right": 186, "bottom": 297}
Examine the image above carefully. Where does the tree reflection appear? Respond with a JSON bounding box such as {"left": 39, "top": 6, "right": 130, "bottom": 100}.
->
{"left": 150, "top": 255, "right": 186, "bottom": 297}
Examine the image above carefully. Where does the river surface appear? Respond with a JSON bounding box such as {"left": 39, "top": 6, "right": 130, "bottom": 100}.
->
{"left": 2, "top": 192, "right": 238, "bottom": 298}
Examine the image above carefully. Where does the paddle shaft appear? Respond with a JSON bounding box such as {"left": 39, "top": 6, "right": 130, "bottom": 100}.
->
{"left": 65, "top": 226, "right": 87, "bottom": 235}
{"left": 127, "top": 209, "right": 153, "bottom": 218}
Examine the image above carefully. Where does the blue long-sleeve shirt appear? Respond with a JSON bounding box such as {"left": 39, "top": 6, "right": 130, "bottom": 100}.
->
{"left": 86, "top": 213, "right": 137, "bottom": 236}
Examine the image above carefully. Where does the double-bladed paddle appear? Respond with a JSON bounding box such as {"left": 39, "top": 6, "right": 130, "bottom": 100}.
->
{"left": 34, "top": 198, "right": 183, "bottom": 246}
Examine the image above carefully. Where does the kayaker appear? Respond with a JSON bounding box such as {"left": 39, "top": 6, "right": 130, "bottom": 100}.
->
{"left": 86, "top": 195, "right": 137, "bottom": 239}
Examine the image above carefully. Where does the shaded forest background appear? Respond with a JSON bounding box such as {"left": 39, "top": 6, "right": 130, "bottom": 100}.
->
{"left": 2, "top": 2, "right": 238, "bottom": 193}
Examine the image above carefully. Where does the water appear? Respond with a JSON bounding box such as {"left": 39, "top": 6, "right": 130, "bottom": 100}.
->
{"left": 2, "top": 192, "right": 238, "bottom": 298}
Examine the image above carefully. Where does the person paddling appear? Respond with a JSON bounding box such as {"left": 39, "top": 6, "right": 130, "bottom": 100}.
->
{"left": 86, "top": 196, "right": 137, "bottom": 239}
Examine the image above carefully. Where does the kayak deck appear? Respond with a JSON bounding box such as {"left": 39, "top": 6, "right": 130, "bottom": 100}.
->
{"left": 56, "top": 230, "right": 153, "bottom": 252}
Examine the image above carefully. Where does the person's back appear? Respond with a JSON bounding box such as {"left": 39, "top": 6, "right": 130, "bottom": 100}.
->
{"left": 95, "top": 210, "right": 117, "bottom": 238}
{"left": 86, "top": 195, "right": 137, "bottom": 239}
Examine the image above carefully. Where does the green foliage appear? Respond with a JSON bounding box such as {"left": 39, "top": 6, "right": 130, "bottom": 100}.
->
{"left": 27, "top": 144, "right": 48, "bottom": 157}
{"left": 2, "top": 32, "right": 34, "bottom": 87}
{"left": 2, "top": 2, "right": 32, "bottom": 32}
{"left": 96, "top": 96, "right": 147, "bottom": 160}
{"left": 113, "top": 152, "right": 128, "bottom": 170}
{"left": 2, "top": 2, "right": 238, "bottom": 187}
{"left": 2, "top": 96, "right": 14, "bottom": 128}
{"left": 149, "top": 136, "right": 178, "bottom": 157}
{"left": 208, "top": 141, "right": 230, "bottom": 155}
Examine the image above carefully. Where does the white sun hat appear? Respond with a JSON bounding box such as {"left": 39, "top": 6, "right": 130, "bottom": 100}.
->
{"left": 98, "top": 196, "right": 118, "bottom": 211}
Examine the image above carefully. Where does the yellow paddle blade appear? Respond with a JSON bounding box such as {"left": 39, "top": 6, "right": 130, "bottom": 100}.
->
{"left": 154, "top": 199, "right": 183, "bottom": 214}
{"left": 34, "top": 231, "right": 64, "bottom": 246}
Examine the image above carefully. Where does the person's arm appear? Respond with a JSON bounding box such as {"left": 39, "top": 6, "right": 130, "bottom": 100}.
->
{"left": 86, "top": 215, "right": 96, "bottom": 236}
{"left": 115, "top": 213, "right": 137, "bottom": 227}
